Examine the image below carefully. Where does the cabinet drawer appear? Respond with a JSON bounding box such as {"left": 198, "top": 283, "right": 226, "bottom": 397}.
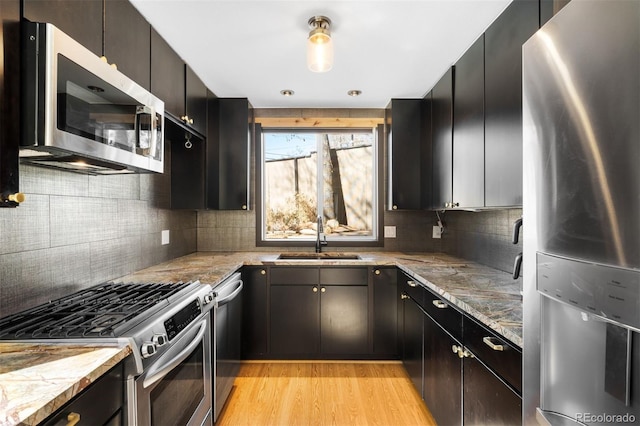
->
{"left": 423, "top": 290, "right": 463, "bottom": 342}
{"left": 270, "top": 267, "right": 318, "bottom": 285}
{"left": 399, "top": 272, "right": 424, "bottom": 306}
{"left": 320, "top": 267, "right": 368, "bottom": 285}
{"left": 464, "top": 316, "right": 522, "bottom": 394}
{"left": 43, "top": 362, "right": 124, "bottom": 425}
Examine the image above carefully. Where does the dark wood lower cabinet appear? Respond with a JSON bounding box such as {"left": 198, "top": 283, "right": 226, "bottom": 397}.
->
{"left": 463, "top": 356, "right": 522, "bottom": 425}
{"left": 423, "top": 313, "right": 462, "bottom": 426}
{"left": 270, "top": 284, "right": 319, "bottom": 356}
{"left": 402, "top": 294, "right": 424, "bottom": 396}
{"left": 241, "top": 267, "right": 268, "bottom": 358}
{"left": 320, "top": 285, "right": 368, "bottom": 355}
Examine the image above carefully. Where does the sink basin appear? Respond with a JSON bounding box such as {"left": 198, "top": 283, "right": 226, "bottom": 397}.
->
{"left": 277, "top": 253, "right": 362, "bottom": 260}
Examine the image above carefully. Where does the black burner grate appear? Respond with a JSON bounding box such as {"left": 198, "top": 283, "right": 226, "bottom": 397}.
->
{"left": 0, "top": 282, "right": 193, "bottom": 339}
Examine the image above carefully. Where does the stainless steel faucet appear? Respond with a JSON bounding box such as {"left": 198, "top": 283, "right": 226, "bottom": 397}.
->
{"left": 315, "top": 215, "right": 327, "bottom": 253}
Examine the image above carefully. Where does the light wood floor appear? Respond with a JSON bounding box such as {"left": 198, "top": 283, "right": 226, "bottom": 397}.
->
{"left": 216, "top": 361, "right": 437, "bottom": 426}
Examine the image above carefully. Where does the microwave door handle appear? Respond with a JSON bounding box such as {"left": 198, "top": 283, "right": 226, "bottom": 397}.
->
{"left": 216, "top": 280, "right": 243, "bottom": 307}
{"left": 142, "top": 318, "right": 207, "bottom": 389}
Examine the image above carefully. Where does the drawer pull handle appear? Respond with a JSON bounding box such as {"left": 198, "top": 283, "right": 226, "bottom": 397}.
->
{"left": 67, "top": 412, "right": 81, "bottom": 426}
{"left": 400, "top": 293, "right": 409, "bottom": 300}
{"left": 483, "top": 336, "right": 505, "bottom": 351}
{"left": 432, "top": 300, "right": 448, "bottom": 309}
{"left": 452, "top": 345, "right": 474, "bottom": 358}
{"left": 407, "top": 280, "right": 417, "bottom": 287}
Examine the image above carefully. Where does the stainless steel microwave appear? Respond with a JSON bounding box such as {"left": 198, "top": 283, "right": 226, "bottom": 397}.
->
{"left": 20, "top": 21, "right": 164, "bottom": 174}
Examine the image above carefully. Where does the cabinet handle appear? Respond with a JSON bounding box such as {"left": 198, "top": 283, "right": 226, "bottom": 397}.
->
{"left": 242, "top": 204, "right": 247, "bottom": 210}
{"left": 407, "top": 280, "right": 417, "bottom": 287}
{"left": 321, "top": 287, "right": 326, "bottom": 293}
{"left": 374, "top": 269, "right": 381, "bottom": 275}
{"left": 260, "top": 269, "right": 266, "bottom": 275}
{"left": 400, "top": 293, "right": 409, "bottom": 300}
{"left": 67, "top": 412, "right": 81, "bottom": 426}
{"left": 483, "top": 336, "right": 505, "bottom": 351}
{"left": 313, "top": 287, "right": 318, "bottom": 293}
{"left": 432, "top": 300, "right": 448, "bottom": 309}
{"left": 181, "top": 115, "right": 194, "bottom": 125}
{"left": 452, "top": 345, "right": 474, "bottom": 359}
{"left": 392, "top": 205, "right": 398, "bottom": 210}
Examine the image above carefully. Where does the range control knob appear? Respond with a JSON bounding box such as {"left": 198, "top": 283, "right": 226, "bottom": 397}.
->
{"left": 203, "top": 292, "right": 215, "bottom": 305}
{"left": 141, "top": 342, "right": 157, "bottom": 358}
{"left": 152, "top": 334, "right": 168, "bottom": 347}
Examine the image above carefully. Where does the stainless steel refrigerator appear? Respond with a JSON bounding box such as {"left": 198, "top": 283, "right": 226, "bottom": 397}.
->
{"left": 523, "top": 0, "right": 640, "bottom": 424}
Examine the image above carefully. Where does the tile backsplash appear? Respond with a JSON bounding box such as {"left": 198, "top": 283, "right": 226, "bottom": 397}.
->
{"left": 441, "top": 208, "right": 523, "bottom": 274}
{"left": 0, "top": 161, "right": 196, "bottom": 317}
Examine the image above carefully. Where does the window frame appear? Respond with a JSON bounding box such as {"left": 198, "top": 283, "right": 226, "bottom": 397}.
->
{"left": 256, "top": 125, "right": 384, "bottom": 248}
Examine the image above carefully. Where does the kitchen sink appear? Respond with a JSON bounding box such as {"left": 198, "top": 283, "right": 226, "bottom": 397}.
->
{"left": 277, "top": 253, "right": 362, "bottom": 260}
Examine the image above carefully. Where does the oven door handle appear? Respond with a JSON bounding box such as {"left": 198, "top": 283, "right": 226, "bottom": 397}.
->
{"left": 142, "top": 318, "right": 207, "bottom": 389}
{"left": 216, "top": 280, "right": 243, "bottom": 307}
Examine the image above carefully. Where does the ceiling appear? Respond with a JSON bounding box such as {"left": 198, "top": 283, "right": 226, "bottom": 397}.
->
{"left": 130, "top": 0, "right": 513, "bottom": 109}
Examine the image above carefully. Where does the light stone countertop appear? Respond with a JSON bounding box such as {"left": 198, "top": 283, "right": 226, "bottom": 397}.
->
{"left": 1, "top": 250, "right": 521, "bottom": 426}
{"left": 114, "top": 251, "right": 522, "bottom": 347}
{"left": 0, "top": 343, "right": 131, "bottom": 426}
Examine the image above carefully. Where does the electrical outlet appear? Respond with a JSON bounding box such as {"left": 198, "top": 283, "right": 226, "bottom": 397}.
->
{"left": 384, "top": 226, "right": 396, "bottom": 238}
{"left": 161, "top": 230, "right": 170, "bottom": 245}
{"left": 432, "top": 225, "right": 442, "bottom": 239}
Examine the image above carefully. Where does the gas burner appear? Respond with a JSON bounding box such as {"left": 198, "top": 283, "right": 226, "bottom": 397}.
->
{"left": 0, "top": 281, "right": 197, "bottom": 339}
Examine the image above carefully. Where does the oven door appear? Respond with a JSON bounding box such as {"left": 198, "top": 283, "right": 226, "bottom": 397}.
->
{"left": 133, "top": 315, "right": 212, "bottom": 426}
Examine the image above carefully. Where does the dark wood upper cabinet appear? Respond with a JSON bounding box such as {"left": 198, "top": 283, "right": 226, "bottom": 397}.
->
{"left": 207, "top": 98, "right": 252, "bottom": 210}
{"left": 185, "top": 66, "right": 207, "bottom": 135}
{"left": 23, "top": 0, "right": 103, "bottom": 56}
{"left": 168, "top": 118, "right": 205, "bottom": 210}
{"left": 431, "top": 67, "right": 454, "bottom": 210}
{"left": 387, "top": 98, "right": 426, "bottom": 210}
{"left": 150, "top": 28, "right": 185, "bottom": 118}
{"left": 484, "top": 0, "right": 539, "bottom": 207}
{"left": 453, "top": 35, "right": 485, "bottom": 209}
{"left": 104, "top": 0, "right": 151, "bottom": 90}
{"left": 0, "top": 0, "right": 20, "bottom": 207}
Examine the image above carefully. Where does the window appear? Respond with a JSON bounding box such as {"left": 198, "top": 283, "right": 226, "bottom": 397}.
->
{"left": 259, "top": 129, "right": 380, "bottom": 245}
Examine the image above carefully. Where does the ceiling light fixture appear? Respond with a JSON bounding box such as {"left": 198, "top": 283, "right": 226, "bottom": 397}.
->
{"left": 347, "top": 90, "right": 362, "bottom": 97}
{"left": 280, "top": 89, "right": 295, "bottom": 96}
{"left": 307, "top": 16, "right": 333, "bottom": 73}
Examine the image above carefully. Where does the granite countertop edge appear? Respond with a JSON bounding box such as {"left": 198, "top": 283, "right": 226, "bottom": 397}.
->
{"left": 0, "top": 343, "right": 131, "bottom": 426}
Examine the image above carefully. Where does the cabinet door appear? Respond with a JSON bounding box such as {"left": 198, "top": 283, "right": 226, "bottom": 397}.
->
{"left": 104, "top": 0, "right": 151, "bottom": 90}
{"left": 168, "top": 119, "right": 205, "bottom": 209}
{"left": 241, "top": 267, "right": 268, "bottom": 359}
{"left": 214, "top": 98, "right": 251, "bottom": 210}
{"left": 185, "top": 66, "right": 207, "bottom": 135}
{"left": 320, "top": 285, "right": 368, "bottom": 355}
{"left": 463, "top": 356, "right": 522, "bottom": 425}
{"left": 23, "top": 0, "right": 102, "bottom": 56}
{"left": 423, "top": 314, "right": 462, "bottom": 426}
{"left": 484, "top": 0, "right": 539, "bottom": 207}
{"left": 388, "top": 99, "right": 424, "bottom": 210}
{"left": 431, "top": 67, "right": 454, "bottom": 209}
{"left": 373, "top": 267, "right": 398, "bottom": 357}
{"left": 150, "top": 28, "right": 185, "bottom": 117}
{"left": 402, "top": 295, "right": 424, "bottom": 397}
{"left": 270, "top": 285, "right": 319, "bottom": 356}
{"left": 453, "top": 35, "right": 485, "bottom": 208}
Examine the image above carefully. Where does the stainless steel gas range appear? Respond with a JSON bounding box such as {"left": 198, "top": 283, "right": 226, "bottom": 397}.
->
{"left": 0, "top": 281, "right": 216, "bottom": 426}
